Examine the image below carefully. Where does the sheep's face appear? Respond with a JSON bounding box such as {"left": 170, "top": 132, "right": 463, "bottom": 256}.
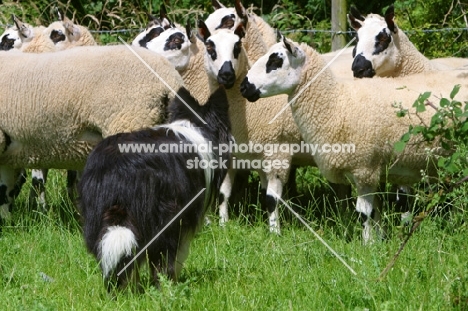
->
{"left": 146, "top": 27, "right": 191, "bottom": 72}
{"left": 349, "top": 5, "right": 398, "bottom": 78}
{"left": 241, "top": 38, "right": 305, "bottom": 102}
{"left": 133, "top": 25, "right": 192, "bottom": 73}
{"left": 0, "top": 28, "right": 22, "bottom": 50}
{"left": 44, "top": 21, "right": 67, "bottom": 49}
{"left": 198, "top": 21, "right": 245, "bottom": 89}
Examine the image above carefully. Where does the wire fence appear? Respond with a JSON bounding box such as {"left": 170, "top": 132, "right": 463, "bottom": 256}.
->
{"left": 1, "top": 24, "right": 467, "bottom": 36}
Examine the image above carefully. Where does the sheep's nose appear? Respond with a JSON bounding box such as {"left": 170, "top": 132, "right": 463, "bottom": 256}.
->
{"left": 240, "top": 77, "right": 261, "bottom": 102}
{"left": 352, "top": 54, "right": 375, "bottom": 78}
{"left": 217, "top": 61, "right": 236, "bottom": 89}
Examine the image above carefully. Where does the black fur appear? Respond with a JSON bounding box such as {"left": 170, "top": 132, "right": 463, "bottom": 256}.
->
{"left": 139, "top": 27, "right": 165, "bottom": 48}
{"left": 0, "top": 34, "right": 15, "bottom": 51}
{"left": 79, "top": 86, "right": 231, "bottom": 290}
{"left": 266, "top": 52, "right": 284, "bottom": 73}
{"left": 164, "top": 32, "right": 185, "bottom": 51}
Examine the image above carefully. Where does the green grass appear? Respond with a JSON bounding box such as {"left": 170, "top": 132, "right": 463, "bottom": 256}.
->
{"left": 1, "top": 170, "right": 468, "bottom": 310}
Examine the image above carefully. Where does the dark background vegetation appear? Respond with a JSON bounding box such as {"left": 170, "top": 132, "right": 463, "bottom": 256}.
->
{"left": 0, "top": 0, "right": 466, "bottom": 56}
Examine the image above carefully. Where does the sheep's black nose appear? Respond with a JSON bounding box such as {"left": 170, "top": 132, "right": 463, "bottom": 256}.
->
{"left": 240, "top": 77, "right": 261, "bottom": 102}
{"left": 352, "top": 54, "right": 375, "bottom": 78}
{"left": 217, "top": 61, "right": 236, "bottom": 89}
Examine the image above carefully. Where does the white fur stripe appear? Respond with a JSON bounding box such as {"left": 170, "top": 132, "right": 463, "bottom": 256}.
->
{"left": 98, "top": 226, "right": 137, "bottom": 278}
{"left": 159, "top": 120, "right": 215, "bottom": 202}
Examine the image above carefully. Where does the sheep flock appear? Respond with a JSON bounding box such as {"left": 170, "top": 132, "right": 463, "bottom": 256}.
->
{"left": 1, "top": 0, "right": 467, "bottom": 289}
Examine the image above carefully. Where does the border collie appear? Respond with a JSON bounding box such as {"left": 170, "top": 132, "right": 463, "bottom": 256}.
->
{"left": 78, "top": 86, "right": 231, "bottom": 290}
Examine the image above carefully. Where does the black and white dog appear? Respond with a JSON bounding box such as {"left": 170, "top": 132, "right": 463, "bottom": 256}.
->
{"left": 79, "top": 86, "right": 231, "bottom": 290}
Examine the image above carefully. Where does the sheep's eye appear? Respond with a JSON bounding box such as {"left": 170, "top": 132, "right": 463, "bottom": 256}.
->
{"left": 50, "top": 29, "right": 66, "bottom": 44}
{"left": 266, "top": 52, "right": 283, "bottom": 73}
{"left": 216, "top": 14, "right": 235, "bottom": 30}
{"left": 233, "top": 41, "right": 241, "bottom": 59}
{"left": 205, "top": 41, "right": 217, "bottom": 60}
{"left": 164, "top": 32, "right": 185, "bottom": 51}
{"left": 373, "top": 30, "right": 391, "bottom": 55}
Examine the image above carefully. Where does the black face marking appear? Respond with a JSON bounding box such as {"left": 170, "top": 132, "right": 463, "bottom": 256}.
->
{"left": 240, "top": 77, "right": 261, "bottom": 102}
{"left": 233, "top": 41, "right": 241, "bottom": 59}
{"left": 217, "top": 61, "right": 235, "bottom": 88}
{"left": 0, "top": 34, "right": 15, "bottom": 51}
{"left": 205, "top": 40, "right": 217, "bottom": 60}
{"left": 265, "top": 53, "right": 284, "bottom": 73}
{"left": 138, "top": 27, "right": 165, "bottom": 48}
{"left": 351, "top": 54, "right": 375, "bottom": 78}
{"left": 163, "top": 32, "right": 185, "bottom": 51}
{"left": 373, "top": 30, "right": 392, "bottom": 55}
{"left": 50, "top": 29, "right": 66, "bottom": 44}
{"left": 216, "top": 14, "right": 236, "bottom": 30}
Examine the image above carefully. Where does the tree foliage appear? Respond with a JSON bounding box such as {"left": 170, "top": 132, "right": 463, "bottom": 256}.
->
{"left": 0, "top": 0, "right": 466, "bottom": 55}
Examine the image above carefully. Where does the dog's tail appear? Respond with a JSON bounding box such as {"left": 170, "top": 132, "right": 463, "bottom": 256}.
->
{"left": 98, "top": 206, "right": 138, "bottom": 280}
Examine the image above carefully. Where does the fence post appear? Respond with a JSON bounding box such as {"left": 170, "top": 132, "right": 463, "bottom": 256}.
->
{"left": 331, "top": 0, "right": 347, "bottom": 51}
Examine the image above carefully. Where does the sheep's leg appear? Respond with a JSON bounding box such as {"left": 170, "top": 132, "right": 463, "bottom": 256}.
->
{"left": 264, "top": 173, "right": 284, "bottom": 235}
{"left": 219, "top": 168, "right": 236, "bottom": 225}
{"left": 355, "top": 184, "right": 379, "bottom": 244}
{"left": 30, "top": 169, "right": 48, "bottom": 211}
{"left": 0, "top": 166, "right": 21, "bottom": 225}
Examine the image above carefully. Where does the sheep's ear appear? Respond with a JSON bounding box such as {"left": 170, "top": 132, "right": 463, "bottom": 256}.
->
{"left": 55, "top": 7, "right": 63, "bottom": 21}
{"left": 146, "top": 12, "right": 158, "bottom": 22}
{"left": 212, "top": 0, "right": 225, "bottom": 10}
{"left": 276, "top": 29, "right": 283, "bottom": 42}
{"left": 283, "top": 36, "right": 298, "bottom": 57}
{"left": 63, "top": 16, "right": 82, "bottom": 40}
{"left": 186, "top": 20, "right": 196, "bottom": 44}
{"left": 234, "top": 23, "right": 245, "bottom": 39}
{"left": 348, "top": 6, "right": 364, "bottom": 31}
{"left": 384, "top": 4, "right": 397, "bottom": 33}
{"left": 350, "top": 6, "right": 365, "bottom": 21}
{"left": 197, "top": 19, "right": 211, "bottom": 41}
{"left": 234, "top": 0, "right": 248, "bottom": 27}
{"left": 12, "top": 14, "right": 29, "bottom": 39}
{"left": 159, "top": 4, "right": 172, "bottom": 29}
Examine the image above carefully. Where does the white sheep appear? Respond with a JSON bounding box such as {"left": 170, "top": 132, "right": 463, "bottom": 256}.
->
{"left": 240, "top": 35, "right": 468, "bottom": 242}
{"left": 0, "top": 44, "right": 184, "bottom": 224}
{"left": 12, "top": 15, "right": 55, "bottom": 53}
{"left": 349, "top": 5, "right": 468, "bottom": 78}
{"left": 208, "top": 0, "right": 357, "bottom": 81}
{"left": 198, "top": 19, "right": 324, "bottom": 233}
{"left": 43, "top": 16, "right": 96, "bottom": 51}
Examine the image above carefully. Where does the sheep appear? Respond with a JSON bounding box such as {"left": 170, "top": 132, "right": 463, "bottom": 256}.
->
{"left": 12, "top": 15, "right": 55, "bottom": 53}
{"left": 240, "top": 35, "right": 468, "bottom": 242}
{"left": 6, "top": 15, "right": 96, "bottom": 209}
{"left": 132, "top": 19, "right": 193, "bottom": 73}
{"left": 349, "top": 5, "right": 468, "bottom": 78}
{"left": 79, "top": 85, "right": 232, "bottom": 290}
{"left": 205, "top": 0, "right": 277, "bottom": 62}
{"left": 0, "top": 44, "right": 184, "bottom": 225}
{"left": 62, "top": 16, "right": 96, "bottom": 47}
{"left": 198, "top": 18, "right": 330, "bottom": 233}
{"left": 43, "top": 16, "right": 96, "bottom": 51}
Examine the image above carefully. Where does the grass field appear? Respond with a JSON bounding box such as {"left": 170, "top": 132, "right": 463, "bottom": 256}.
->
{"left": 1, "top": 170, "right": 467, "bottom": 310}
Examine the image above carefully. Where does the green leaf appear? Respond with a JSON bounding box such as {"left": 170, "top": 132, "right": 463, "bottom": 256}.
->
{"left": 394, "top": 141, "right": 407, "bottom": 153}
{"left": 440, "top": 98, "right": 450, "bottom": 108}
{"left": 401, "top": 132, "right": 411, "bottom": 142}
{"left": 450, "top": 84, "right": 461, "bottom": 99}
